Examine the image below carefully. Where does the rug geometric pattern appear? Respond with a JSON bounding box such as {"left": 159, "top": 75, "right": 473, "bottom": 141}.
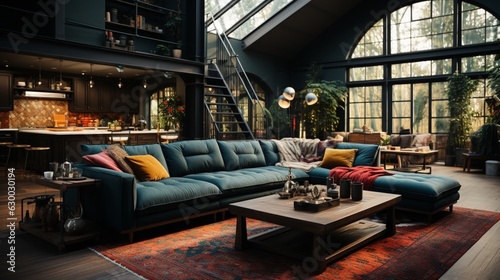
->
{"left": 92, "top": 207, "right": 500, "bottom": 280}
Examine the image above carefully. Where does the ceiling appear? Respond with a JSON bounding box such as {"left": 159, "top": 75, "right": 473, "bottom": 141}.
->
{"left": 0, "top": 52, "right": 149, "bottom": 79}
{"left": 0, "top": 0, "right": 363, "bottom": 76}
{"left": 241, "top": 0, "right": 364, "bottom": 59}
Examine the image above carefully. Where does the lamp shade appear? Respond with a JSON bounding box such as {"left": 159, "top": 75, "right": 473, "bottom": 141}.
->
{"left": 305, "top": 92, "right": 318, "bottom": 105}
{"left": 278, "top": 95, "right": 290, "bottom": 108}
{"left": 282, "top": 87, "right": 296, "bottom": 100}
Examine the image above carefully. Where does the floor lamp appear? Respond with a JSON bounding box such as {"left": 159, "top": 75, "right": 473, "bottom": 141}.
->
{"left": 278, "top": 87, "right": 318, "bottom": 138}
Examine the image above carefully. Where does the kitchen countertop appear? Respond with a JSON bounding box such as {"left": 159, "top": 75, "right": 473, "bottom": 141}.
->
{"left": 18, "top": 128, "right": 165, "bottom": 135}
{"left": 0, "top": 128, "right": 19, "bottom": 131}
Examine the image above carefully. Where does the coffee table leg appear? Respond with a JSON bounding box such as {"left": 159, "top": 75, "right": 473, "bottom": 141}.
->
{"left": 386, "top": 206, "right": 396, "bottom": 236}
{"left": 235, "top": 215, "right": 247, "bottom": 250}
{"left": 312, "top": 234, "right": 328, "bottom": 274}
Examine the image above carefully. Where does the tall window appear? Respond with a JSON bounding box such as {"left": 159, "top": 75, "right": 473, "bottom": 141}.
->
{"left": 347, "top": 0, "right": 499, "bottom": 134}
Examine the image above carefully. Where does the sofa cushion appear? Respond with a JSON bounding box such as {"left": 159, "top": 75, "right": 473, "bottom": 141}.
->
{"left": 217, "top": 140, "right": 266, "bottom": 170}
{"left": 259, "top": 140, "right": 280, "bottom": 166}
{"left": 185, "top": 166, "right": 308, "bottom": 195}
{"left": 319, "top": 148, "right": 357, "bottom": 168}
{"left": 135, "top": 177, "right": 221, "bottom": 211}
{"left": 161, "top": 139, "right": 225, "bottom": 177}
{"left": 125, "top": 155, "right": 170, "bottom": 182}
{"left": 107, "top": 145, "right": 134, "bottom": 174}
{"left": 336, "top": 142, "right": 379, "bottom": 166}
{"left": 373, "top": 173, "right": 461, "bottom": 202}
{"left": 124, "top": 144, "right": 168, "bottom": 172}
{"left": 82, "top": 150, "right": 122, "bottom": 172}
{"left": 399, "top": 134, "right": 413, "bottom": 148}
{"left": 80, "top": 144, "right": 111, "bottom": 156}
{"left": 411, "top": 133, "right": 432, "bottom": 147}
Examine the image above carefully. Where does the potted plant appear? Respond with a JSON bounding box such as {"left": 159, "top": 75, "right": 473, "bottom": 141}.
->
{"left": 445, "top": 71, "right": 478, "bottom": 166}
{"left": 159, "top": 95, "right": 185, "bottom": 132}
{"left": 299, "top": 64, "right": 347, "bottom": 139}
{"left": 155, "top": 44, "right": 170, "bottom": 56}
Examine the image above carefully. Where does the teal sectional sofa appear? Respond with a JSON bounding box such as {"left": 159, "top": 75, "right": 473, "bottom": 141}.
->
{"left": 78, "top": 139, "right": 460, "bottom": 241}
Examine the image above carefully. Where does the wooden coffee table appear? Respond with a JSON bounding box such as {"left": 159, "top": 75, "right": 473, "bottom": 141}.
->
{"left": 229, "top": 190, "right": 401, "bottom": 274}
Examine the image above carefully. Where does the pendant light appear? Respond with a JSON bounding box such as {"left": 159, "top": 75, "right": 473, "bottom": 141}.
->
{"left": 58, "top": 60, "right": 63, "bottom": 86}
{"left": 89, "top": 64, "right": 94, "bottom": 88}
{"left": 116, "top": 65, "right": 124, "bottom": 88}
{"left": 37, "top": 57, "right": 42, "bottom": 85}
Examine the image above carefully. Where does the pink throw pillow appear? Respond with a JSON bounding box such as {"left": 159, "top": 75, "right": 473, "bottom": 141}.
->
{"left": 82, "top": 150, "right": 122, "bottom": 172}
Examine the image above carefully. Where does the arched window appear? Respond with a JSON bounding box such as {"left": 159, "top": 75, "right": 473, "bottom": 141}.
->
{"left": 348, "top": 0, "right": 499, "bottom": 135}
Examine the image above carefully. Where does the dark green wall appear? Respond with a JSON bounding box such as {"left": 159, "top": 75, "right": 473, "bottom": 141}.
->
{"left": 65, "top": 0, "right": 105, "bottom": 46}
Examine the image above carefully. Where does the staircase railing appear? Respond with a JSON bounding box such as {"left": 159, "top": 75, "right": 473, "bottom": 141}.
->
{"left": 205, "top": 13, "right": 270, "bottom": 139}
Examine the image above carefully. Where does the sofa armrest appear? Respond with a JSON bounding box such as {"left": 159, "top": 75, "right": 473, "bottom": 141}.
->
{"left": 81, "top": 165, "right": 136, "bottom": 233}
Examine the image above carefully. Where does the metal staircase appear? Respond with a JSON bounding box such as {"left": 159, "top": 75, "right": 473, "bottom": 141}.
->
{"left": 204, "top": 14, "right": 268, "bottom": 140}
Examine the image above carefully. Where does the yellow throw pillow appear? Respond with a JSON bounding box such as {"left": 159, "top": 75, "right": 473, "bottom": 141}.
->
{"left": 125, "top": 155, "right": 170, "bottom": 181}
{"left": 319, "top": 148, "right": 357, "bottom": 169}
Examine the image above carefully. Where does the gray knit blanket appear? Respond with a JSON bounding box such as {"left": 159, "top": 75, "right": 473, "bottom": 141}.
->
{"left": 272, "top": 138, "right": 321, "bottom": 171}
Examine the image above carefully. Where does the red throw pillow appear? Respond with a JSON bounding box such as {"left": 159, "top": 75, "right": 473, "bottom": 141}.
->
{"left": 82, "top": 150, "right": 122, "bottom": 172}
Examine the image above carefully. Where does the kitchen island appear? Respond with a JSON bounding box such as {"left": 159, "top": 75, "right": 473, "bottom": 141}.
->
{"left": 18, "top": 127, "right": 168, "bottom": 167}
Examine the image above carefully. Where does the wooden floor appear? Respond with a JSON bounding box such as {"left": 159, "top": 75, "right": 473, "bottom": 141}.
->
{"left": 0, "top": 163, "right": 498, "bottom": 279}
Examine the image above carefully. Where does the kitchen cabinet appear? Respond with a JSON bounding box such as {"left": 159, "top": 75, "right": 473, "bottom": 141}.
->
{"left": 70, "top": 79, "right": 124, "bottom": 113}
{"left": 348, "top": 133, "right": 381, "bottom": 145}
{"left": 70, "top": 79, "right": 139, "bottom": 114}
{"left": 0, "top": 73, "right": 13, "bottom": 111}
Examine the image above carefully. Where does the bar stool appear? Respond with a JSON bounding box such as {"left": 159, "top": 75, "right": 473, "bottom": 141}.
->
{"left": 5, "top": 144, "right": 31, "bottom": 175}
{"left": 109, "top": 130, "right": 130, "bottom": 145}
{"left": 159, "top": 131, "right": 179, "bottom": 144}
{"left": 24, "top": 146, "right": 51, "bottom": 178}
{"left": 109, "top": 136, "right": 129, "bottom": 145}
{"left": 0, "top": 142, "right": 13, "bottom": 174}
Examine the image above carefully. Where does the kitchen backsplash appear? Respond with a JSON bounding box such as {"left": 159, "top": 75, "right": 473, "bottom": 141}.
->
{"left": 6, "top": 99, "right": 123, "bottom": 128}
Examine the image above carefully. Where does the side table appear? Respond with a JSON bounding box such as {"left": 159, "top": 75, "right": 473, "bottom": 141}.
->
{"left": 19, "top": 177, "right": 100, "bottom": 250}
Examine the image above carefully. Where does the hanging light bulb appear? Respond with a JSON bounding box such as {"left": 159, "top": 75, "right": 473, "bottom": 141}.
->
{"left": 58, "top": 60, "right": 63, "bottom": 86}
{"left": 37, "top": 57, "right": 42, "bottom": 86}
{"left": 278, "top": 95, "right": 290, "bottom": 108}
{"left": 89, "top": 64, "right": 94, "bottom": 88}
{"left": 305, "top": 92, "right": 318, "bottom": 105}
{"left": 282, "top": 87, "right": 296, "bottom": 101}
{"left": 116, "top": 65, "right": 124, "bottom": 88}
{"left": 143, "top": 78, "right": 147, "bottom": 88}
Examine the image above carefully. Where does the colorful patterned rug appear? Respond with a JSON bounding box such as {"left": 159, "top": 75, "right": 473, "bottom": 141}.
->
{"left": 91, "top": 207, "right": 499, "bottom": 279}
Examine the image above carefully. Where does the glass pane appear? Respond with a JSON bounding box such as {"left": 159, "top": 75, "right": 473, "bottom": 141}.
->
{"left": 392, "top": 101, "right": 411, "bottom": 117}
{"left": 366, "top": 102, "right": 382, "bottom": 117}
{"left": 392, "top": 118, "right": 411, "bottom": 133}
{"left": 231, "top": 0, "right": 294, "bottom": 39}
{"left": 431, "top": 117, "right": 449, "bottom": 133}
{"left": 351, "top": 19, "right": 384, "bottom": 58}
{"left": 412, "top": 1, "right": 431, "bottom": 21}
{"left": 432, "top": 0, "right": 453, "bottom": 16}
{"left": 350, "top": 103, "right": 365, "bottom": 118}
{"left": 431, "top": 59, "right": 452, "bottom": 75}
{"left": 431, "top": 82, "right": 447, "bottom": 99}
{"left": 393, "top": 84, "right": 411, "bottom": 100}
{"left": 413, "top": 83, "right": 429, "bottom": 133}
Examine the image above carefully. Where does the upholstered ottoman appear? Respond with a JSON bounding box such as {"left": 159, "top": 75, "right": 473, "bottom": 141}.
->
{"left": 372, "top": 173, "right": 460, "bottom": 220}
{"left": 309, "top": 167, "right": 460, "bottom": 221}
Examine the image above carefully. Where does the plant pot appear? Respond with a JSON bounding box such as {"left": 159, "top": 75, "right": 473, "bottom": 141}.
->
{"left": 454, "top": 148, "right": 468, "bottom": 167}
{"left": 444, "top": 155, "right": 456, "bottom": 166}
{"left": 172, "top": 49, "right": 182, "bottom": 58}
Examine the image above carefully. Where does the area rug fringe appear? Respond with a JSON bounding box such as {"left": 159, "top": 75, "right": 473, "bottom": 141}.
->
{"left": 88, "top": 247, "right": 148, "bottom": 280}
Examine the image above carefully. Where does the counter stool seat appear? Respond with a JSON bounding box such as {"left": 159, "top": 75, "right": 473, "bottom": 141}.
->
{"left": 5, "top": 144, "right": 31, "bottom": 176}
{"left": 109, "top": 136, "right": 129, "bottom": 145}
{"left": 24, "top": 146, "right": 50, "bottom": 177}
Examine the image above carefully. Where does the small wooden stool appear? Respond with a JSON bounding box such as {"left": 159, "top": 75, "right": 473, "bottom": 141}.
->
{"left": 5, "top": 144, "right": 31, "bottom": 175}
